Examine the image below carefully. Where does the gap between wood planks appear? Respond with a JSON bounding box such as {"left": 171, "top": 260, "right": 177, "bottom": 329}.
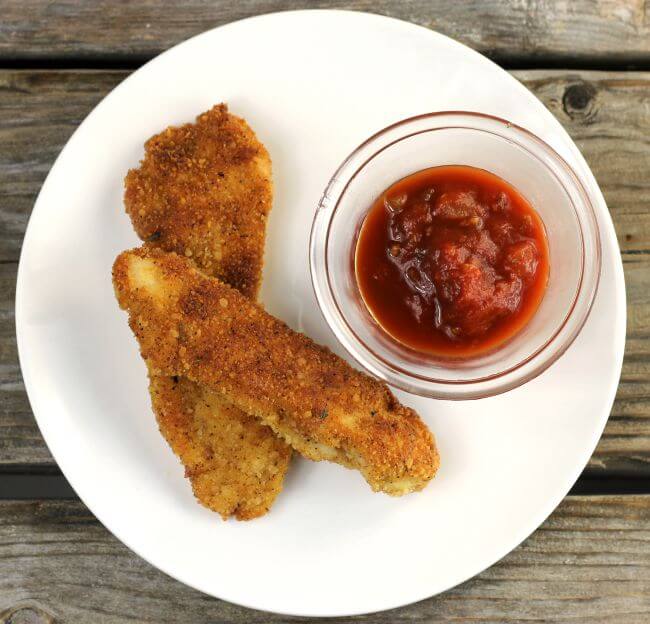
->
{"left": 4, "top": 57, "right": 650, "bottom": 73}
{"left": 1, "top": 472, "right": 650, "bottom": 500}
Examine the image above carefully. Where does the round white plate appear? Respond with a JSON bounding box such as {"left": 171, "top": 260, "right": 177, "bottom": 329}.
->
{"left": 16, "top": 10, "right": 625, "bottom": 617}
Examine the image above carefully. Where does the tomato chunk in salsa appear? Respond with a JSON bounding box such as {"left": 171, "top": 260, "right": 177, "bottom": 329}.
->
{"left": 355, "top": 165, "right": 549, "bottom": 357}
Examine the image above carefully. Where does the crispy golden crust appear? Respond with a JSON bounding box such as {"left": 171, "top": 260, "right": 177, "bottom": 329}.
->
{"left": 150, "top": 376, "right": 291, "bottom": 520}
{"left": 113, "top": 248, "right": 439, "bottom": 495}
{"left": 124, "top": 104, "right": 289, "bottom": 520}
{"left": 124, "top": 103, "right": 272, "bottom": 299}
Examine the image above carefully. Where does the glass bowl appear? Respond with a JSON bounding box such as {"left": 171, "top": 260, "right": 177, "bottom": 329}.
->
{"left": 309, "top": 112, "right": 601, "bottom": 399}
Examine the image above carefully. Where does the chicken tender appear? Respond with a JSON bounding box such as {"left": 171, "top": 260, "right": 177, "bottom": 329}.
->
{"left": 113, "top": 247, "right": 439, "bottom": 495}
{"left": 124, "top": 103, "right": 272, "bottom": 298}
{"left": 124, "top": 104, "right": 289, "bottom": 520}
{"left": 150, "top": 376, "right": 290, "bottom": 520}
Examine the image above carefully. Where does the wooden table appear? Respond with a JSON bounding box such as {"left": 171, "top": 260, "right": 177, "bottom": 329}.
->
{"left": 1, "top": 2, "right": 649, "bottom": 622}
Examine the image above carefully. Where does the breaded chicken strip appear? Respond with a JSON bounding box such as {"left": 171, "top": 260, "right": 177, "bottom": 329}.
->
{"left": 113, "top": 248, "right": 439, "bottom": 495}
{"left": 150, "top": 376, "right": 289, "bottom": 520}
{"left": 124, "top": 103, "right": 272, "bottom": 298}
{"left": 124, "top": 104, "right": 289, "bottom": 520}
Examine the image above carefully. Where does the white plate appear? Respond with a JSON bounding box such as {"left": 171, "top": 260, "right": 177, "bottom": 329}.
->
{"left": 16, "top": 10, "right": 625, "bottom": 617}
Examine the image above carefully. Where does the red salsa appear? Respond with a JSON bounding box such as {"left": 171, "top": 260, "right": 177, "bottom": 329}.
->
{"left": 355, "top": 165, "right": 549, "bottom": 357}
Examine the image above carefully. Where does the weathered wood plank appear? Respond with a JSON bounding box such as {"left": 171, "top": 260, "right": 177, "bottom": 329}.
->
{"left": 2, "top": 1, "right": 650, "bottom": 66}
{"left": 1, "top": 69, "right": 649, "bottom": 474}
{"left": 0, "top": 496, "right": 648, "bottom": 622}
{"left": 0, "top": 264, "right": 47, "bottom": 468}
{"left": 0, "top": 71, "right": 125, "bottom": 261}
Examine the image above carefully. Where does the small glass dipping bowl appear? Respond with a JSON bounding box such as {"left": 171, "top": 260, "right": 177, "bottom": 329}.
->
{"left": 309, "top": 112, "right": 601, "bottom": 399}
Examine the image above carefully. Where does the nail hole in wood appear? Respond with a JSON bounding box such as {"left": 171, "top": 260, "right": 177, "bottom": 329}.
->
{"left": 563, "top": 82, "right": 598, "bottom": 121}
{"left": 0, "top": 606, "right": 55, "bottom": 624}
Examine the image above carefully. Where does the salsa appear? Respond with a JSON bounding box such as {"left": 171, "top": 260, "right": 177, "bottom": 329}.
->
{"left": 355, "top": 165, "right": 549, "bottom": 357}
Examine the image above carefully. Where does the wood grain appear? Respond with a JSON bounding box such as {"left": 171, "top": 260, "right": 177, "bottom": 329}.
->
{"left": 1, "top": 69, "right": 649, "bottom": 474}
{"left": 0, "top": 496, "right": 648, "bottom": 622}
{"left": 2, "top": 1, "right": 650, "bottom": 66}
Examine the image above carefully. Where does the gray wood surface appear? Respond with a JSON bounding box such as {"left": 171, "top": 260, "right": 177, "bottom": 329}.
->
{"left": 1, "top": 3, "right": 649, "bottom": 621}
{"left": 2, "top": 1, "right": 650, "bottom": 66}
{"left": 0, "top": 495, "right": 648, "bottom": 623}
{"left": 0, "top": 69, "right": 648, "bottom": 474}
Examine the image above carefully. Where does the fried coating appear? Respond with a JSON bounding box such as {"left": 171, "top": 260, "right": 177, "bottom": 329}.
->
{"left": 150, "top": 376, "right": 290, "bottom": 520}
{"left": 113, "top": 247, "right": 440, "bottom": 495}
{"left": 124, "top": 103, "right": 272, "bottom": 299}
{"left": 124, "top": 104, "right": 289, "bottom": 520}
